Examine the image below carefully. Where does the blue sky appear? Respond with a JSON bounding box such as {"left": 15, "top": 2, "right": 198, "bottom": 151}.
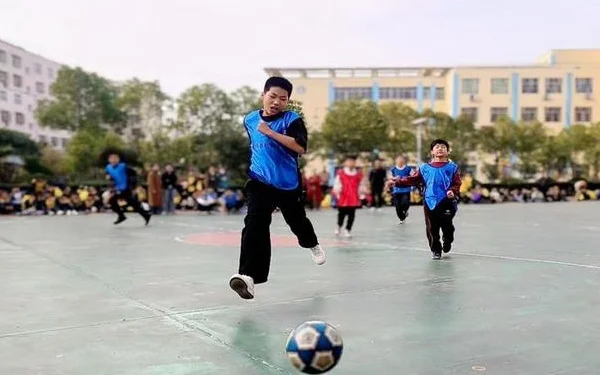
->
{"left": 1, "top": 0, "right": 599, "bottom": 96}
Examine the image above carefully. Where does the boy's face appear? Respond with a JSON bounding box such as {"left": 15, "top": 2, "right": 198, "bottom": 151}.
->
{"left": 108, "top": 154, "right": 120, "bottom": 165}
{"left": 396, "top": 156, "right": 405, "bottom": 166}
{"left": 262, "top": 87, "right": 289, "bottom": 115}
{"left": 431, "top": 143, "right": 449, "bottom": 158}
{"left": 344, "top": 158, "right": 356, "bottom": 168}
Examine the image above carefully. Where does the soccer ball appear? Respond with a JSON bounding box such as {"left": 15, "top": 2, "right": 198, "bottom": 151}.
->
{"left": 285, "top": 321, "right": 343, "bottom": 374}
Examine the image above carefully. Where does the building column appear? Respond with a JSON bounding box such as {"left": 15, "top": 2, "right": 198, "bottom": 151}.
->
{"left": 451, "top": 72, "right": 459, "bottom": 118}
{"left": 328, "top": 81, "right": 335, "bottom": 107}
{"left": 372, "top": 82, "right": 380, "bottom": 103}
{"left": 511, "top": 72, "right": 519, "bottom": 122}
{"left": 417, "top": 82, "right": 424, "bottom": 113}
{"left": 565, "top": 73, "right": 572, "bottom": 127}
{"left": 430, "top": 83, "right": 436, "bottom": 111}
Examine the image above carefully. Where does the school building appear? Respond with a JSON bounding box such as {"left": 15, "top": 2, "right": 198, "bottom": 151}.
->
{"left": 264, "top": 49, "right": 600, "bottom": 134}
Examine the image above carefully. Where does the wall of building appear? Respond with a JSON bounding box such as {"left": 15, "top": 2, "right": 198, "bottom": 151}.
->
{"left": 0, "top": 39, "right": 70, "bottom": 149}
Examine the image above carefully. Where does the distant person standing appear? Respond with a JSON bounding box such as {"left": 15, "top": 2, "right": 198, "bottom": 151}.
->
{"left": 161, "top": 164, "right": 177, "bottom": 214}
{"left": 147, "top": 163, "right": 163, "bottom": 214}
{"left": 369, "top": 159, "right": 387, "bottom": 211}
{"left": 105, "top": 153, "right": 151, "bottom": 225}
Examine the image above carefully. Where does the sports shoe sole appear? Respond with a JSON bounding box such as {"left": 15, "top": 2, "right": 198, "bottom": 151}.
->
{"left": 229, "top": 277, "right": 254, "bottom": 299}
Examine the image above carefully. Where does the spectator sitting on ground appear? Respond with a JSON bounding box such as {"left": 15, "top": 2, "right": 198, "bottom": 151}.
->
{"left": 195, "top": 188, "right": 221, "bottom": 213}
{"left": 221, "top": 189, "right": 244, "bottom": 213}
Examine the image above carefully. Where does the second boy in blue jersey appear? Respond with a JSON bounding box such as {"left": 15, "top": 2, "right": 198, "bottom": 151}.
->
{"left": 387, "top": 139, "right": 462, "bottom": 259}
{"left": 390, "top": 155, "right": 413, "bottom": 224}
{"left": 229, "top": 77, "right": 325, "bottom": 300}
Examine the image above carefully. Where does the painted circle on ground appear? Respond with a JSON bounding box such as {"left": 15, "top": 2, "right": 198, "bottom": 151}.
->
{"left": 472, "top": 365, "right": 487, "bottom": 371}
{"left": 176, "top": 232, "right": 348, "bottom": 247}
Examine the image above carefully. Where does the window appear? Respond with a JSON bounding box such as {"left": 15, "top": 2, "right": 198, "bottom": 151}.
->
{"left": 522, "top": 78, "right": 538, "bottom": 94}
{"left": 27, "top": 104, "right": 32, "bottom": 112}
{"left": 0, "top": 90, "right": 6, "bottom": 101}
{"left": 1, "top": 110, "right": 10, "bottom": 125}
{"left": 423, "top": 87, "right": 445, "bottom": 100}
{"left": 0, "top": 50, "right": 6, "bottom": 63}
{"left": 0, "top": 71, "right": 7, "bottom": 87}
{"left": 575, "top": 78, "right": 593, "bottom": 93}
{"left": 461, "top": 78, "right": 479, "bottom": 95}
{"left": 490, "top": 107, "right": 508, "bottom": 122}
{"left": 545, "top": 78, "right": 562, "bottom": 94}
{"left": 48, "top": 68, "right": 54, "bottom": 78}
{"left": 491, "top": 78, "right": 509, "bottom": 94}
{"left": 36, "top": 82, "right": 45, "bottom": 94}
{"left": 575, "top": 107, "right": 592, "bottom": 122}
{"left": 25, "top": 67, "right": 30, "bottom": 75}
{"left": 380, "top": 87, "right": 417, "bottom": 99}
{"left": 14, "top": 93, "right": 21, "bottom": 104}
{"left": 29, "top": 123, "right": 33, "bottom": 129}
{"left": 12, "top": 55, "right": 22, "bottom": 68}
{"left": 521, "top": 107, "right": 538, "bottom": 122}
{"left": 51, "top": 137, "right": 58, "bottom": 147}
{"left": 544, "top": 107, "right": 561, "bottom": 122}
{"left": 39, "top": 135, "right": 48, "bottom": 144}
{"left": 15, "top": 112, "right": 25, "bottom": 125}
{"left": 461, "top": 107, "right": 478, "bottom": 122}
{"left": 334, "top": 87, "right": 372, "bottom": 101}
{"left": 35, "top": 63, "right": 42, "bottom": 74}
{"left": 61, "top": 138, "right": 68, "bottom": 148}
{"left": 13, "top": 74, "right": 22, "bottom": 88}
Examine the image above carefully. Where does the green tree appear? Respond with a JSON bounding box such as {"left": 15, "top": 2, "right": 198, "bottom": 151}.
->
{"left": 176, "top": 83, "right": 237, "bottom": 135}
{"left": 514, "top": 121, "right": 547, "bottom": 179}
{"left": 64, "top": 128, "right": 126, "bottom": 177}
{"left": 320, "top": 100, "right": 388, "bottom": 155}
{"left": 379, "top": 102, "right": 417, "bottom": 155}
{"left": 421, "top": 112, "right": 478, "bottom": 170}
{"left": 36, "top": 67, "right": 124, "bottom": 131}
{"left": 0, "top": 129, "right": 41, "bottom": 158}
{"left": 534, "top": 131, "right": 571, "bottom": 178}
{"left": 116, "top": 78, "right": 168, "bottom": 141}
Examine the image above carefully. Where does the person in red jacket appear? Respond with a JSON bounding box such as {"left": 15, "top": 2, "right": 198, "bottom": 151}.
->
{"left": 333, "top": 155, "right": 364, "bottom": 238}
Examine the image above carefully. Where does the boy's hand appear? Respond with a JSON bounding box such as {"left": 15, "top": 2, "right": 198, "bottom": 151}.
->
{"left": 446, "top": 190, "right": 455, "bottom": 199}
{"left": 385, "top": 177, "right": 397, "bottom": 190}
{"left": 258, "top": 121, "right": 274, "bottom": 136}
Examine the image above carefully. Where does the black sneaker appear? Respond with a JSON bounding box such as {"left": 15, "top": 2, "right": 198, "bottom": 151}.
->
{"left": 114, "top": 216, "right": 127, "bottom": 225}
{"left": 432, "top": 251, "right": 442, "bottom": 260}
{"left": 442, "top": 242, "right": 452, "bottom": 253}
{"left": 143, "top": 213, "right": 152, "bottom": 226}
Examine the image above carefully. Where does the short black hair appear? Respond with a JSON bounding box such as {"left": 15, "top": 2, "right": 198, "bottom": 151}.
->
{"left": 430, "top": 138, "right": 450, "bottom": 150}
{"left": 264, "top": 76, "right": 293, "bottom": 98}
{"left": 345, "top": 154, "right": 358, "bottom": 161}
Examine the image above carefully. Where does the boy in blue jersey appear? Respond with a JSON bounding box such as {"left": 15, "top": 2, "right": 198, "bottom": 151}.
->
{"left": 386, "top": 139, "right": 461, "bottom": 259}
{"left": 229, "top": 77, "right": 326, "bottom": 300}
{"left": 390, "top": 155, "right": 413, "bottom": 224}
{"left": 105, "top": 153, "right": 151, "bottom": 225}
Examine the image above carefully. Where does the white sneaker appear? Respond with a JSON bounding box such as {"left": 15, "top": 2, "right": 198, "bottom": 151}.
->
{"left": 229, "top": 274, "right": 255, "bottom": 299}
{"left": 309, "top": 245, "right": 326, "bottom": 265}
{"left": 334, "top": 227, "right": 341, "bottom": 236}
{"left": 399, "top": 220, "right": 405, "bottom": 225}
{"left": 343, "top": 229, "right": 352, "bottom": 238}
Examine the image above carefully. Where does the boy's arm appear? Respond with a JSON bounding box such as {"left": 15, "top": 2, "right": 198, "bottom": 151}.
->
{"left": 448, "top": 169, "right": 462, "bottom": 198}
{"left": 394, "top": 168, "right": 424, "bottom": 187}
{"left": 258, "top": 118, "right": 306, "bottom": 154}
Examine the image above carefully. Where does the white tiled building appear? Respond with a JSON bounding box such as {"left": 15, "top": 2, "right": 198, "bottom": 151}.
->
{"left": 0, "top": 38, "right": 71, "bottom": 149}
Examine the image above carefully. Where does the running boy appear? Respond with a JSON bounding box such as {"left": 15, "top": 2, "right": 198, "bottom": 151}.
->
{"left": 333, "top": 155, "right": 364, "bottom": 238}
{"left": 390, "top": 155, "right": 413, "bottom": 224}
{"left": 229, "top": 77, "right": 326, "bottom": 300}
{"left": 105, "top": 153, "right": 151, "bottom": 225}
{"left": 386, "top": 139, "right": 461, "bottom": 259}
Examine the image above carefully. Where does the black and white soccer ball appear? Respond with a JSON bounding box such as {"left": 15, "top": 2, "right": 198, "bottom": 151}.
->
{"left": 285, "top": 321, "right": 343, "bottom": 374}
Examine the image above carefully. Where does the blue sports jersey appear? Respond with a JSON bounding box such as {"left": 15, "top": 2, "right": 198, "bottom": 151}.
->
{"left": 244, "top": 110, "right": 302, "bottom": 190}
{"left": 391, "top": 166, "right": 413, "bottom": 194}
{"left": 105, "top": 162, "right": 128, "bottom": 191}
{"left": 420, "top": 162, "right": 458, "bottom": 210}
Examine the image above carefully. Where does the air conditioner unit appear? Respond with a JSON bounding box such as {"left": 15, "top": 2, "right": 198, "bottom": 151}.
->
{"left": 585, "top": 93, "right": 593, "bottom": 100}
{"left": 543, "top": 93, "right": 550, "bottom": 101}
{"left": 469, "top": 94, "right": 476, "bottom": 102}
